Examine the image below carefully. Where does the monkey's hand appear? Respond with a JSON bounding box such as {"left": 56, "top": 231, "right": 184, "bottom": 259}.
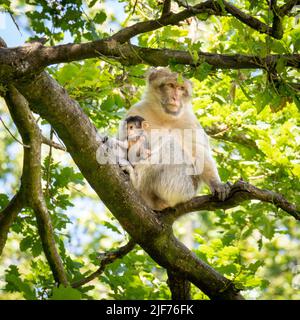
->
{"left": 121, "top": 164, "right": 137, "bottom": 186}
{"left": 209, "top": 181, "right": 232, "bottom": 201}
{"left": 121, "top": 164, "right": 133, "bottom": 174}
{"left": 102, "top": 136, "right": 109, "bottom": 143}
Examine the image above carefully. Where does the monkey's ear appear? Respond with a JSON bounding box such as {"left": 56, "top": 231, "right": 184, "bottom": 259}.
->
{"left": 147, "top": 67, "right": 171, "bottom": 83}
{"left": 185, "top": 79, "right": 193, "bottom": 97}
{"left": 142, "top": 121, "right": 150, "bottom": 129}
{"left": 147, "top": 68, "right": 160, "bottom": 82}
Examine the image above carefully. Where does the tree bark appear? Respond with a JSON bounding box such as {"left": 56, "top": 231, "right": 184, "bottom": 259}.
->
{"left": 167, "top": 270, "right": 191, "bottom": 300}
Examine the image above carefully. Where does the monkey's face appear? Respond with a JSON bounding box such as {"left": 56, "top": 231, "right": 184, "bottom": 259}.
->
{"left": 127, "top": 122, "right": 148, "bottom": 141}
{"left": 158, "top": 80, "right": 189, "bottom": 115}
{"left": 147, "top": 68, "right": 192, "bottom": 116}
{"left": 127, "top": 123, "right": 140, "bottom": 140}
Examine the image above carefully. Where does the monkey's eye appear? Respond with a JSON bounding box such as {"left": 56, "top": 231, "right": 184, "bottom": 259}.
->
{"left": 167, "top": 83, "right": 175, "bottom": 88}
{"left": 179, "top": 85, "right": 185, "bottom": 91}
{"left": 129, "top": 125, "right": 134, "bottom": 130}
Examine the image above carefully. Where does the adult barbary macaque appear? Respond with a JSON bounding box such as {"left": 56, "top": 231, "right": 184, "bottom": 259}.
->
{"left": 120, "top": 67, "right": 230, "bottom": 210}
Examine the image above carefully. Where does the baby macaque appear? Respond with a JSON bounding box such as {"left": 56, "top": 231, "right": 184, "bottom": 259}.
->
{"left": 102, "top": 116, "right": 150, "bottom": 184}
{"left": 125, "top": 115, "right": 151, "bottom": 164}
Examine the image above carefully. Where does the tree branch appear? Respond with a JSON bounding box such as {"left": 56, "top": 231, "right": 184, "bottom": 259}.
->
{"left": 279, "top": 0, "right": 300, "bottom": 16}
{"left": 42, "top": 135, "right": 66, "bottom": 151}
{"left": 72, "top": 239, "right": 136, "bottom": 288}
{"left": 269, "top": 0, "right": 299, "bottom": 38}
{"left": 167, "top": 269, "right": 191, "bottom": 300}
{"left": 222, "top": 1, "right": 273, "bottom": 37}
{"left": 112, "top": 0, "right": 273, "bottom": 42}
{"left": 204, "top": 125, "right": 261, "bottom": 153}
{"left": 159, "top": 179, "right": 300, "bottom": 224}
{"left": 0, "top": 39, "right": 25, "bottom": 257}
{"left": 270, "top": 0, "right": 284, "bottom": 40}
{"left": 161, "top": 0, "right": 172, "bottom": 17}
{"left": 4, "top": 85, "right": 69, "bottom": 286}
{"left": 0, "top": 192, "right": 23, "bottom": 255}
{"left": 0, "top": 41, "right": 299, "bottom": 81}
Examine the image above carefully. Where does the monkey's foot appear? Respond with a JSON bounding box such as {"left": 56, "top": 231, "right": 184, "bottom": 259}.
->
{"left": 211, "top": 181, "right": 232, "bottom": 201}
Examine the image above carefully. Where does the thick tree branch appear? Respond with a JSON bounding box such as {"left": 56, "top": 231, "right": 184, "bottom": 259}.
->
{"left": 167, "top": 270, "right": 191, "bottom": 300}
{"left": 159, "top": 179, "right": 300, "bottom": 224}
{"left": 270, "top": 0, "right": 284, "bottom": 40}
{"left": 161, "top": 0, "right": 172, "bottom": 17}
{"left": 0, "top": 0, "right": 298, "bottom": 81}
{"left": 72, "top": 239, "right": 136, "bottom": 288}
{"left": 4, "top": 85, "right": 68, "bottom": 286}
{"left": 15, "top": 71, "right": 243, "bottom": 300}
{"left": 0, "top": 41, "right": 299, "bottom": 81}
{"left": 269, "top": 0, "right": 299, "bottom": 38}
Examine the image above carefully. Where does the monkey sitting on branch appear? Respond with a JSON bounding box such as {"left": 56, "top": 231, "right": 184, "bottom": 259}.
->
{"left": 118, "top": 67, "right": 231, "bottom": 211}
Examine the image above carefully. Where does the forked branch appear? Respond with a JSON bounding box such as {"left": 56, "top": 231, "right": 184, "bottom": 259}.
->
{"left": 4, "top": 85, "right": 69, "bottom": 286}
{"left": 72, "top": 239, "right": 136, "bottom": 288}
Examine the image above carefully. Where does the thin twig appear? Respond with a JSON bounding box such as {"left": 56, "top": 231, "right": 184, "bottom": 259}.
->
{"left": 0, "top": 192, "right": 24, "bottom": 255}
{"left": 42, "top": 135, "right": 66, "bottom": 151}
{"left": 72, "top": 239, "right": 136, "bottom": 288}
{"left": 0, "top": 116, "right": 30, "bottom": 148}
{"left": 45, "top": 128, "right": 53, "bottom": 198}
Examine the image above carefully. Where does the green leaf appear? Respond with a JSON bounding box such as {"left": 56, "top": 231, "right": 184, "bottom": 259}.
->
{"left": 5, "top": 266, "right": 36, "bottom": 300}
{"left": 94, "top": 11, "right": 107, "bottom": 24}
{"left": 271, "top": 41, "right": 287, "bottom": 54}
{"left": 197, "top": 12, "right": 209, "bottom": 21}
{"left": 293, "top": 95, "right": 300, "bottom": 111}
{"left": 248, "top": 260, "right": 264, "bottom": 273}
{"left": 6, "top": 274, "right": 36, "bottom": 299}
{"left": 249, "top": 0, "right": 259, "bottom": 9}
{"left": 195, "top": 62, "right": 212, "bottom": 81}
{"left": 51, "top": 285, "right": 82, "bottom": 300}
{"left": 222, "top": 231, "right": 236, "bottom": 245}
{"left": 88, "top": 0, "right": 98, "bottom": 7}
{"left": 103, "top": 221, "right": 122, "bottom": 234}
{"left": 256, "top": 88, "right": 273, "bottom": 113}
{"left": 20, "top": 237, "right": 32, "bottom": 252}
{"left": 294, "top": 38, "right": 300, "bottom": 52}
{"left": 0, "top": 193, "right": 9, "bottom": 209}
{"left": 241, "top": 227, "right": 253, "bottom": 240}
{"left": 275, "top": 57, "right": 286, "bottom": 74}
{"left": 31, "top": 240, "right": 43, "bottom": 257}
{"left": 218, "top": 264, "right": 239, "bottom": 275}
{"left": 217, "top": 0, "right": 226, "bottom": 14}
